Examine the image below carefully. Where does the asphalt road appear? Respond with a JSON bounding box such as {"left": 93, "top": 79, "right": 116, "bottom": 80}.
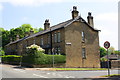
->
{"left": 0, "top": 64, "right": 119, "bottom": 79}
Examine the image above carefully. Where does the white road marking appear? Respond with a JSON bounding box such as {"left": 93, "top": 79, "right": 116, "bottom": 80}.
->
{"left": 33, "top": 74, "right": 48, "bottom": 78}
{"left": 13, "top": 69, "right": 26, "bottom": 73}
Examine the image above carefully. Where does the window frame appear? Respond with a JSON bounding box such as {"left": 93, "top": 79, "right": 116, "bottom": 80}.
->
{"left": 82, "top": 31, "right": 85, "bottom": 42}
{"left": 40, "top": 38, "right": 44, "bottom": 45}
{"left": 82, "top": 48, "right": 86, "bottom": 59}
{"left": 54, "top": 33, "right": 57, "bottom": 43}
{"left": 57, "top": 32, "right": 61, "bottom": 43}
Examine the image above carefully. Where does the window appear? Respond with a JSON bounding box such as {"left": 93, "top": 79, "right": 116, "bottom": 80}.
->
{"left": 54, "top": 47, "right": 58, "bottom": 55}
{"left": 48, "top": 34, "right": 50, "bottom": 44}
{"left": 40, "top": 38, "right": 44, "bottom": 45}
{"left": 82, "top": 31, "right": 85, "bottom": 42}
{"left": 33, "top": 39, "right": 36, "bottom": 44}
{"left": 82, "top": 48, "right": 86, "bottom": 59}
{"left": 54, "top": 33, "right": 57, "bottom": 43}
{"left": 57, "top": 32, "right": 61, "bottom": 42}
{"left": 48, "top": 49, "right": 51, "bottom": 55}
{"left": 58, "top": 47, "right": 61, "bottom": 55}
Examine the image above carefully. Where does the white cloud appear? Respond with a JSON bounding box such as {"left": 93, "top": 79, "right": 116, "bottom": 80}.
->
{"left": 0, "top": 0, "right": 118, "bottom": 7}
{"left": 94, "top": 12, "right": 118, "bottom": 49}
{"left": 95, "top": 13, "right": 118, "bottom": 23}
{"left": 0, "top": 0, "right": 64, "bottom": 6}
{"left": 73, "top": 0, "right": 119, "bottom": 3}
{"left": 0, "top": 4, "right": 3, "bottom": 11}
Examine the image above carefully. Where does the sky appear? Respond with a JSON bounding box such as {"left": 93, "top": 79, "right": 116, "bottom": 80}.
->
{"left": 0, "top": 0, "right": 119, "bottom": 50}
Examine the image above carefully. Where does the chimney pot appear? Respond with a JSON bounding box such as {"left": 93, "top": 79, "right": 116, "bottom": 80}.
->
{"left": 88, "top": 12, "right": 92, "bottom": 16}
{"left": 72, "top": 6, "right": 79, "bottom": 19}
{"left": 87, "top": 12, "right": 94, "bottom": 27}
{"left": 30, "top": 29, "right": 34, "bottom": 35}
{"left": 16, "top": 35, "right": 19, "bottom": 40}
{"left": 44, "top": 19, "right": 50, "bottom": 30}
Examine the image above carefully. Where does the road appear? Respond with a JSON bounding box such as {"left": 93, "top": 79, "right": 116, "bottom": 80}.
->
{"left": 0, "top": 64, "right": 119, "bottom": 79}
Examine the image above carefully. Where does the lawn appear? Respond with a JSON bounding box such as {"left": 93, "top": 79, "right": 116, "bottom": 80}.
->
{"left": 102, "top": 74, "right": 120, "bottom": 77}
{"left": 53, "top": 68, "right": 107, "bottom": 71}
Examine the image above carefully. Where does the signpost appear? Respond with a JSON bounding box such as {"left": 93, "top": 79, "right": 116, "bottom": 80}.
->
{"left": 104, "top": 41, "right": 110, "bottom": 76}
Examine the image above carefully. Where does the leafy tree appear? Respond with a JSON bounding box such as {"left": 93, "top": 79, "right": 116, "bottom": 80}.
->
{"left": 114, "top": 50, "right": 120, "bottom": 55}
{"left": 100, "top": 47, "right": 107, "bottom": 57}
{"left": 1, "top": 24, "right": 43, "bottom": 48}
{"left": 0, "top": 28, "right": 10, "bottom": 48}
{"left": 20, "top": 24, "right": 33, "bottom": 32}
{"left": 39, "top": 28, "right": 44, "bottom": 32}
{"left": 0, "top": 47, "right": 5, "bottom": 56}
{"left": 108, "top": 46, "right": 115, "bottom": 54}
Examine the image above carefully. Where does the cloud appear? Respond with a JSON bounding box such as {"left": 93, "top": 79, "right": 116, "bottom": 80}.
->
{"left": 0, "top": 0, "right": 64, "bottom": 7}
{"left": 94, "top": 13, "right": 118, "bottom": 49}
{"left": 0, "top": 4, "right": 3, "bottom": 11}
{"left": 1, "top": 0, "right": 118, "bottom": 7}
{"left": 67, "top": 0, "right": 119, "bottom": 3}
{"left": 95, "top": 13, "right": 118, "bottom": 23}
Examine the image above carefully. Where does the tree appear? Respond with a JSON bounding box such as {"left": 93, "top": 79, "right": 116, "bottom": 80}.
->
{"left": 108, "top": 46, "right": 115, "bottom": 54}
{"left": 1, "top": 24, "right": 44, "bottom": 48}
{"left": 0, "top": 28, "right": 10, "bottom": 48}
{"left": 114, "top": 50, "right": 120, "bottom": 55}
{"left": 100, "top": 47, "right": 107, "bottom": 57}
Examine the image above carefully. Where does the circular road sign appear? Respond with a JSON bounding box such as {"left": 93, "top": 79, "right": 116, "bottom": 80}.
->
{"left": 104, "top": 41, "right": 110, "bottom": 49}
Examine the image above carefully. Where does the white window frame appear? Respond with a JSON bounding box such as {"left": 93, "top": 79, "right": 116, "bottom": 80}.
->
{"left": 40, "top": 38, "right": 44, "bottom": 45}
{"left": 54, "top": 33, "right": 57, "bottom": 43}
{"left": 57, "top": 32, "right": 61, "bottom": 42}
{"left": 82, "top": 31, "right": 85, "bottom": 41}
{"left": 82, "top": 48, "right": 86, "bottom": 59}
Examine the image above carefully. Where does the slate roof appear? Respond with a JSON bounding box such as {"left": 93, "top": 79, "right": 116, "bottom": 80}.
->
{"left": 6, "top": 16, "right": 100, "bottom": 46}
{"left": 103, "top": 54, "right": 119, "bottom": 60}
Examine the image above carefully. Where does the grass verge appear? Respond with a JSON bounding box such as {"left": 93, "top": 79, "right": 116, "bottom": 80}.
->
{"left": 101, "top": 74, "right": 120, "bottom": 77}
{"left": 52, "top": 68, "right": 107, "bottom": 71}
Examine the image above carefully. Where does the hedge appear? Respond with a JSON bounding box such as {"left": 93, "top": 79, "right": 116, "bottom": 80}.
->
{"left": 22, "top": 53, "right": 66, "bottom": 65}
{"left": 1, "top": 55, "right": 22, "bottom": 64}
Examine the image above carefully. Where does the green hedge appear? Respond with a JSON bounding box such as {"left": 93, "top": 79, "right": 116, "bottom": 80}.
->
{"left": 1, "top": 55, "right": 22, "bottom": 64}
{"left": 22, "top": 53, "right": 66, "bottom": 65}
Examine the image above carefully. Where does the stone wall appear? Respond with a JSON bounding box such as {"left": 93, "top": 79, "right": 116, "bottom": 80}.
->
{"left": 65, "top": 21, "right": 100, "bottom": 68}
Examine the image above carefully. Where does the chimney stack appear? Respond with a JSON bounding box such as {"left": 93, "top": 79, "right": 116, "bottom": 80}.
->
{"left": 87, "top": 12, "right": 94, "bottom": 27}
{"left": 16, "top": 35, "right": 19, "bottom": 41}
{"left": 44, "top": 19, "right": 50, "bottom": 30}
{"left": 25, "top": 32, "right": 29, "bottom": 37}
{"left": 72, "top": 6, "right": 79, "bottom": 19}
{"left": 30, "top": 29, "right": 34, "bottom": 35}
{"left": 10, "top": 38, "right": 12, "bottom": 43}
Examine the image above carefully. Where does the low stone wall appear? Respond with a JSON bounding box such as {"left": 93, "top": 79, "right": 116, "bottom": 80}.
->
{"left": 22, "top": 63, "right": 66, "bottom": 68}
{"left": 111, "top": 60, "right": 120, "bottom": 68}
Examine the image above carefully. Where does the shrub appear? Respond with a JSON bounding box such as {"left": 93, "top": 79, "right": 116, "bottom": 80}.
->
{"left": 0, "top": 47, "right": 5, "bottom": 56}
{"left": 22, "top": 53, "right": 66, "bottom": 65}
{"left": 100, "top": 57, "right": 108, "bottom": 62}
{"left": 22, "top": 44, "right": 66, "bottom": 65}
{"left": 1, "top": 55, "right": 22, "bottom": 64}
{"left": 26, "top": 44, "right": 45, "bottom": 54}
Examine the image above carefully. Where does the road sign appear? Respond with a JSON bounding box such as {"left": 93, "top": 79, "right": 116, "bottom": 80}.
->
{"left": 104, "top": 41, "right": 110, "bottom": 49}
{"left": 104, "top": 41, "right": 110, "bottom": 76}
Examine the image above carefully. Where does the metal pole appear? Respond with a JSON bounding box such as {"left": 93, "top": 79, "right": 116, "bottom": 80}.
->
{"left": 52, "top": 48, "right": 54, "bottom": 68}
{"left": 53, "top": 52, "right": 54, "bottom": 68}
{"left": 107, "top": 49, "right": 110, "bottom": 76}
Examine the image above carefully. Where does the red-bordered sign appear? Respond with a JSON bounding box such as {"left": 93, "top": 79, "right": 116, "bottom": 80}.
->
{"left": 104, "top": 41, "right": 110, "bottom": 49}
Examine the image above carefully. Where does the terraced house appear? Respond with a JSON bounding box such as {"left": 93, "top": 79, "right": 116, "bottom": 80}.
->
{"left": 5, "top": 6, "right": 101, "bottom": 68}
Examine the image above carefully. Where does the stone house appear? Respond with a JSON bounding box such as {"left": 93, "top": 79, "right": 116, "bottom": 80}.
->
{"left": 5, "top": 6, "right": 101, "bottom": 68}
